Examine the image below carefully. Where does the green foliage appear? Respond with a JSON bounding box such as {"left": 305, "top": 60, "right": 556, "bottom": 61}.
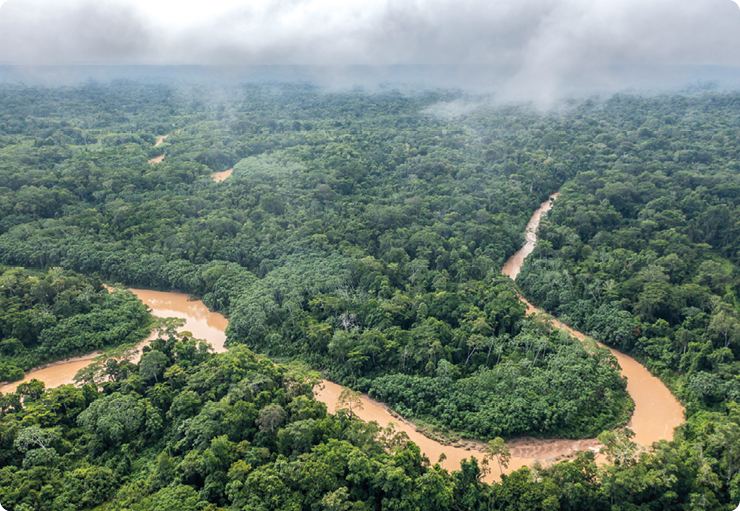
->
{"left": 2, "top": 82, "right": 740, "bottom": 509}
{"left": 517, "top": 94, "right": 740, "bottom": 407}
{"left": 0, "top": 266, "right": 151, "bottom": 381}
{"left": 364, "top": 325, "right": 631, "bottom": 439}
{"left": 514, "top": 92, "right": 740, "bottom": 508}
{"left": 0, "top": 82, "right": 626, "bottom": 440}
{"left": 0, "top": 332, "right": 481, "bottom": 511}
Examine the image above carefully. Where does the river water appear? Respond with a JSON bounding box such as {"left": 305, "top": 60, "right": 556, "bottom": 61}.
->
{"left": 0, "top": 193, "right": 684, "bottom": 480}
{"left": 212, "top": 168, "right": 233, "bottom": 182}
{"left": 502, "top": 195, "right": 684, "bottom": 449}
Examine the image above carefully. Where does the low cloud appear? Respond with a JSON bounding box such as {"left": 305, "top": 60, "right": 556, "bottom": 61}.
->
{"left": 1, "top": 0, "right": 739, "bottom": 98}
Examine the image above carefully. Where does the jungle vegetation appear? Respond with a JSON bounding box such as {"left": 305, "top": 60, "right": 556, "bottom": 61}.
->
{"left": 0, "top": 82, "right": 740, "bottom": 509}
{"left": 0, "top": 266, "right": 151, "bottom": 382}
{"left": 0, "top": 82, "right": 631, "bottom": 440}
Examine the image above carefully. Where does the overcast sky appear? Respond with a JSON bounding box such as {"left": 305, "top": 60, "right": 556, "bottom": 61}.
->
{"left": 1, "top": 0, "right": 738, "bottom": 65}
{"left": 1, "top": 0, "right": 739, "bottom": 99}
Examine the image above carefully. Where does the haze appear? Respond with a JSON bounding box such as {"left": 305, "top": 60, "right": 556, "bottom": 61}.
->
{"left": 1, "top": 0, "right": 739, "bottom": 100}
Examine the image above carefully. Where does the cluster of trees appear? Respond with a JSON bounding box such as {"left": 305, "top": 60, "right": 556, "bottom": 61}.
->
{"left": 1, "top": 330, "right": 738, "bottom": 510}
{"left": 364, "top": 326, "right": 630, "bottom": 439}
{"left": 517, "top": 93, "right": 740, "bottom": 411}
{"left": 1, "top": 81, "right": 740, "bottom": 507}
{"left": 0, "top": 82, "right": 629, "bottom": 439}
{"left": 0, "top": 266, "right": 151, "bottom": 382}
{"left": 0, "top": 329, "right": 490, "bottom": 511}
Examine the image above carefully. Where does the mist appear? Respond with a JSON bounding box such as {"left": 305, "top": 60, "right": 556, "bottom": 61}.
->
{"left": 1, "top": 0, "right": 739, "bottom": 101}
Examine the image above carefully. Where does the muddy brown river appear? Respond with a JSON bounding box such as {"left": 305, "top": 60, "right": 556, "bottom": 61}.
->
{"left": 212, "top": 168, "right": 233, "bottom": 182}
{"left": 0, "top": 193, "right": 684, "bottom": 480}
{"left": 502, "top": 195, "right": 684, "bottom": 449}
{"left": 154, "top": 134, "right": 169, "bottom": 147}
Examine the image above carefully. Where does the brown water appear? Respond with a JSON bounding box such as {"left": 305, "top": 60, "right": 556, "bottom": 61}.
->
{"left": 212, "top": 168, "right": 233, "bottom": 182}
{"left": 0, "top": 194, "right": 684, "bottom": 480}
{"left": 0, "top": 290, "right": 227, "bottom": 395}
{"left": 149, "top": 133, "right": 171, "bottom": 162}
{"left": 502, "top": 193, "right": 558, "bottom": 280}
{"left": 516, "top": 296, "right": 684, "bottom": 447}
{"left": 503, "top": 194, "right": 684, "bottom": 449}
{"left": 129, "top": 289, "right": 228, "bottom": 353}
{"left": 0, "top": 355, "right": 99, "bottom": 394}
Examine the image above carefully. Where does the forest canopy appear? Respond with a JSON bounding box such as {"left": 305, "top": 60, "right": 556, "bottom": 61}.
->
{"left": 0, "top": 266, "right": 151, "bottom": 382}
{"left": 0, "top": 82, "right": 630, "bottom": 440}
{"left": 1, "top": 82, "right": 740, "bottom": 509}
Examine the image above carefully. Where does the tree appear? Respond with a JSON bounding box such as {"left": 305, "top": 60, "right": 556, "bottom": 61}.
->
{"left": 14, "top": 426, "right": 61, "bottom": 468}
{"left": 78, "top": 392, "right": 145, "bottom": 445}
{"left": 707, "top": 404, "right": 740, "bottom": 485}
{"left": 140, "top": 350, "right": 168, "bottom": 383}
{"left": 483, "top": 437, "right": 511, "bottom": 476}
{"left": 14, "top": 426, "right": 60, "bottom": 453}
{"left": 598, "top": 428, "right": 642, "bottom": 466}
{"left": 321, "top": 487, "right": 351, "bottom": 511}
{"left": 256, "top": 404, "right": 286, "bottom": 434}
{"left": 337, "top": 387, "right": 363, "bottom": 419}
{"left": 708, "top": 304, "right": 740, "bottom": 349}
{"left": 16, "top": 379, "right": 45, "bottom": 402}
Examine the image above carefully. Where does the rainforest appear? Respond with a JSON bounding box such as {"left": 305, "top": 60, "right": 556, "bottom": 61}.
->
{"left": 0, "top": 81, "right": 739, "bottom": 510}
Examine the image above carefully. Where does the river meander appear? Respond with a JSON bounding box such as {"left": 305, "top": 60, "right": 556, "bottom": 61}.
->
{"left": 0, "top": 193, "right": 684, "bottom": 480}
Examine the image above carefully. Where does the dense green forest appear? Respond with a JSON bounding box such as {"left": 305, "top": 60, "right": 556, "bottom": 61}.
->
{"left": 0, "top": 82, "right": 630, "bottom": 440}
{"left": 1, "top": 82, "right": 740, "bottom": 508}
{"left": 517, "top": 94, "right": 740, "bottom": 409}
{"left": 0, "top": 266, "right": 151, "bottom": 382}
{"left": 0, "top": 321, "right": 735, "bottom": 510}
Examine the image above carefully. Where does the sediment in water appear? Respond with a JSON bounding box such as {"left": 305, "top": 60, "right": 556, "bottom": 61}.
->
{"left": 0, "top": 193, "right": 684, "bottom": 480}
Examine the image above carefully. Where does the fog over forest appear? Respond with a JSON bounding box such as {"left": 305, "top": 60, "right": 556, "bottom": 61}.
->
{"left": 1, "top": 0, "right": 739, "bottom": 100}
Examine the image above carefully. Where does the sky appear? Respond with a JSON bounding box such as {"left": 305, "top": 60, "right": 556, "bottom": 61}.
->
{"left": 0, "top": 0, "right": 739, "bottom": 98}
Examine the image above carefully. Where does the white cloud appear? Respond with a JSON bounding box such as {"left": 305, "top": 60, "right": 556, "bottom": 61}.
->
{"left": 1, "top": 0, "right": 739, "bottom": 99}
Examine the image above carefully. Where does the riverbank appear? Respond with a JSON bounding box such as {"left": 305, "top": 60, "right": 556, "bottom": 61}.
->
{"left": 0, "top": 193, "right": 684, "bottom": 481}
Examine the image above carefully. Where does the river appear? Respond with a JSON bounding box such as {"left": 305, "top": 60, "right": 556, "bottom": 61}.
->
{"left": 148, "top": 131, "right": 231, "bottom": 183}
{"left": 0, "top": 193, "right": 684, "bottom": 480}
{"left": 502, "top": 194, "right": 684, "bottom": 449}
{"left": 212, "top": 168, "right": 233, "bottom": 182}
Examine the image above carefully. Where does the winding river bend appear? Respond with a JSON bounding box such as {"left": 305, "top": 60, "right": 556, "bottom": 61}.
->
{"left": 0, "top": 193, "right": 684, "bottom": 481}
{"left": 503, "top": 195, "right": 684, "bottom": 449}
{"left": 147, "top": 130, "right": 233, "bottom": 183}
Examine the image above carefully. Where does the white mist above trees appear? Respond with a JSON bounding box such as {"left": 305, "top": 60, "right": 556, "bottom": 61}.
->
{"left": 1, "top": 0, "right": 739, "bottom": 68}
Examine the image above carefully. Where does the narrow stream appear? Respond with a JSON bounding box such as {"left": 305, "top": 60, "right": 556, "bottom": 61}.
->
{"left": 0, "top": 193, "right": 684, "bottom": 480}
{"left": 149, "top": 129, "right": 233, "bottom": 181}
{"left": 148, "top": 134, "right": 169, "bottom": 163}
